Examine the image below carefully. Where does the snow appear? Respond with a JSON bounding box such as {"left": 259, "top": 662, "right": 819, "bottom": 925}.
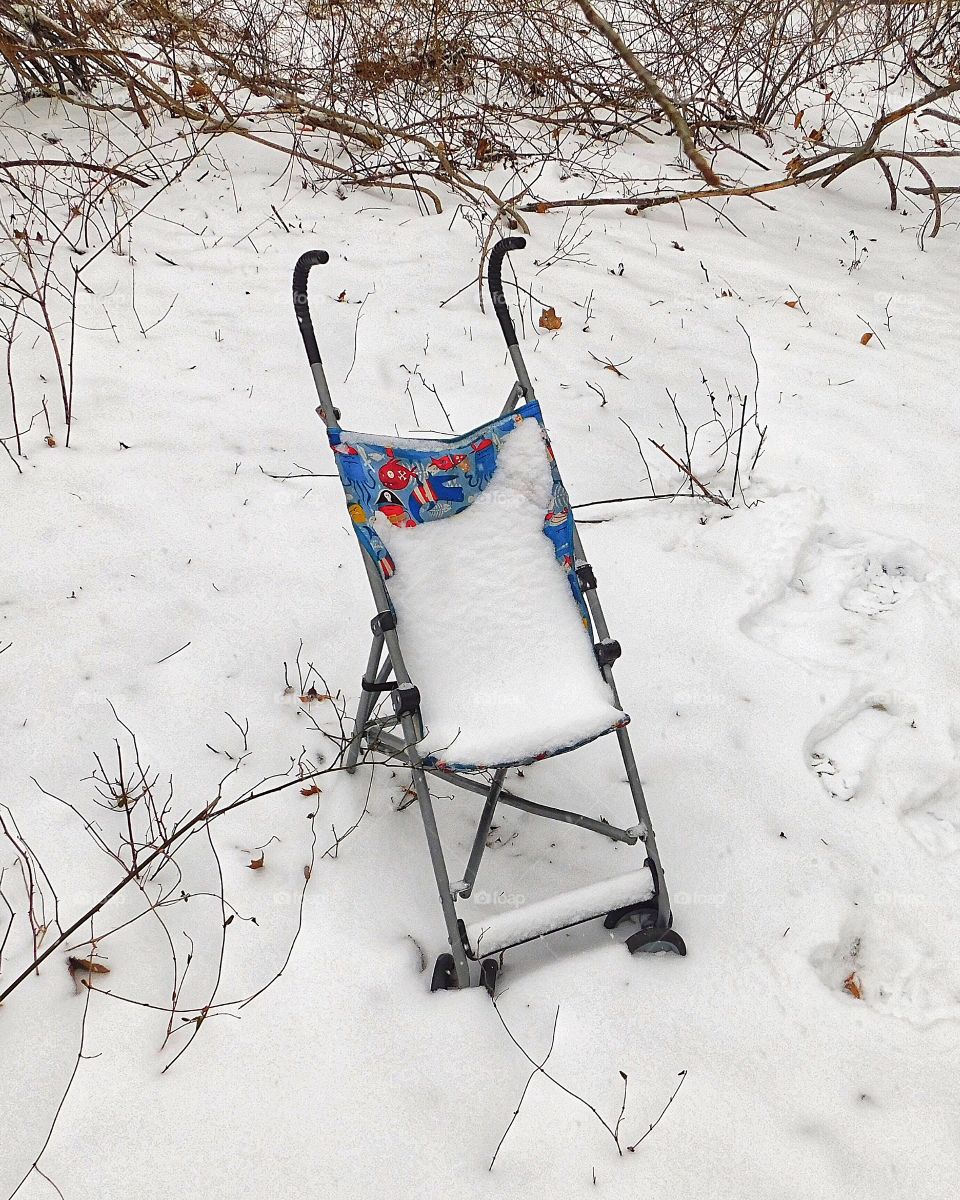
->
{"left": 3, "top": 85, "right": 960, "bottom": 1200}
{"left": 374, "top": 416, "right": 625, "bottom": 766}
{"left": 465, "top": 867, "right": 653, "bottom": 955}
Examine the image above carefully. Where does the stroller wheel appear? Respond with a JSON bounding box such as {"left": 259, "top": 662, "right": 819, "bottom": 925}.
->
{"left": 626, "top": 928, "right": 687, "bottom": 956}
{"left": 430, "top": 953, "right": 458, "bottom": 991}
{"left": 480, "top": 957, "right": 499, "bottom": 998}
{"left": 604, "top": 898, "right": 661, "bottom": 931}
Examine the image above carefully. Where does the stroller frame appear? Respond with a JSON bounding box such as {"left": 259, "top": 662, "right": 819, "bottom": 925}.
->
{"left": 293, "top": 237, "right": 685, "bottom": 991}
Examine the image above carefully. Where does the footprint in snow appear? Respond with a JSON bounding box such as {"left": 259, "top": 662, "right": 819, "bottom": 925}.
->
{"left": 812, "top": 915, "right": 960, "bottom": 1027}
{"left": 839, "top": 553, "right": 920, "bottom": 617}
{"left": 743, "top": 527, "right": 931, "bottom": 667}
{"left": 806, "top": 698, "right": 960, "bottom": 856}
{"left": 902, "top": 777, "right": 960, "bottom": 858}
{"left": 806, "top": 702, "right": 898, "bottom": 803}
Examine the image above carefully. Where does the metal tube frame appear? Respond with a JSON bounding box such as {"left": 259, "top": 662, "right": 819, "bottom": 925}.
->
{"left": 292, "top": 242, "right": 679, "bottom": 989}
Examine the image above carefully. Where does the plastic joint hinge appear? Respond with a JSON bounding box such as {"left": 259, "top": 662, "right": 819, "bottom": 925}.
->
{"left": 371, "top": 611, "right": 397, "bottom": 635}
{"left": 576, "top": 562, "right": 598, "bottom": 591}
{"left": 391, "top": 682, "right": 421, "bottom": 718}
{"left": 594, "top": 638, "right": 622, "bottom": 667}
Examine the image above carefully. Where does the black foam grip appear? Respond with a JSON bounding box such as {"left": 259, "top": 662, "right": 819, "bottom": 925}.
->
{"left": 292, "top": 249, "right": 329, "bottom": 366}
{"left": 487, "top": 237, "right": 526, "bottom": 349}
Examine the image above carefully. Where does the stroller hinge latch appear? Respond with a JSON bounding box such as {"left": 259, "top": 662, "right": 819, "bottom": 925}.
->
{"left": 576, "top": 562, "right": 598, "bottom": 591}
{"left": 594, "top": 638, "right": 622, "bottom": 667}
{"left": 371, "top": 611, "right": 397, "bottom": 635}
{"left": 392, "top": 682, "right": 421, "bottom": 718}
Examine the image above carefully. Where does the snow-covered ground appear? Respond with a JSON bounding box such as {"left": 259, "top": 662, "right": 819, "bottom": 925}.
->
{"left": 2, "top": 99, "right": 960, "bottom": 1198}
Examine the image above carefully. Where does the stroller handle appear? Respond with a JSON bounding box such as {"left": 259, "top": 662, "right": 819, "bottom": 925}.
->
{"left": 292, "top": 249, "right": 340, "bottom": 427}
{"left": 293, "top": 249, "right": 330, "bottom": 367}
{"left": 488, "top": 237, "right": 526, "bottom": 350}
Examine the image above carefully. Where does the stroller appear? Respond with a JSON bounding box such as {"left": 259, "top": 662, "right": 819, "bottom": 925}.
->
{"left": 293, "top": 237, "right": 685, "bottom": 993}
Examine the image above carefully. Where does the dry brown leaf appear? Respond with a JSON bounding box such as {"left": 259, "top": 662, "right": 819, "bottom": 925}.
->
{"left": 300, "top": 686, "right": 332, "bottom": 703}
{"left": 68, "top": 956, "right": 110, "bottom": 976}
{"left": 843, "top": 971, "right": 862, "bottom": 999}
{"left": 539, "top": 306, "right": 562, "bottom": 331}
{"left": 303, "top": 864, "right": 312, "bottom": 881}
{"left": 300, "top": 784, "right": 322, "bottom": 797}
{"left": 860, "top": 331, "right": 874, "bottom": 346}
{"left": 535, "top": 201, "right": 550, "bottom": 214}
{"left": 785, "top": 155, "right": 806, "bottom": 175}
{"left": 337, "top": 290, "right": 347, "bottom": 302}
{"left": 785, "top": 300, "right": 799, "bottom": 309}
{"left": 248, "top": 853, "right": 264, "bottom": 870}
{"left": 45, "top": 434, "right": 56, "bottom": 447}
{"left": 187, "top": 78, "right": 212, "bottom": 100}
{"left": 794, "top": 110, "right": 805, "bottom": 129}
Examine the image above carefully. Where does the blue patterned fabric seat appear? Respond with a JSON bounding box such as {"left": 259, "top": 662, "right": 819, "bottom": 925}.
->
{"left": 328, "top": 401, "right": 627, "bottom": 770}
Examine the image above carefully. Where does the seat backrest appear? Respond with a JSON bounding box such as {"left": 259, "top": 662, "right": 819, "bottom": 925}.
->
{"left": 328, "top": 401, "right": 587, "bottom": 622}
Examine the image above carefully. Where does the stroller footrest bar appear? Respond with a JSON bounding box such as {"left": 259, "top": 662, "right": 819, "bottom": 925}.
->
{"left": 464, "top": 867, "right": 653, "bottom": 958}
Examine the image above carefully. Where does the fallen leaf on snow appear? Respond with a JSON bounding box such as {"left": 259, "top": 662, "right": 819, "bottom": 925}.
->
{"left": 860, "top": 331, "right": 874, "bottom": 346}
{"left": 68, "top": 956, "right": 110, "bottom": 977}
{"left": 843, "top": 971, "right": 862, "bottom": 999}
{"left": 300, "top": 784, "right": 321, "bottom": 796}
{"left": 248, "top": 854, "right": 265, "bottom": 870}
{"left": 539, "top": 306, "right": 562, "bottom": 331}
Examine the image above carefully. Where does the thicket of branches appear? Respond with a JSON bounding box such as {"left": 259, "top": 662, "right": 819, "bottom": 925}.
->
{"left": 1, "top": 2, "right": 959, "bottom": 458}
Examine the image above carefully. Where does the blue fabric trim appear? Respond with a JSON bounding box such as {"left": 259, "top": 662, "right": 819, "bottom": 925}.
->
{"left": 329, "top": 402, "right": 588, "bottom": 621}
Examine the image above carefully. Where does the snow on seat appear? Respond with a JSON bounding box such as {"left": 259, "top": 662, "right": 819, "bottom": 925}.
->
{"left": 373, "top": 415, "right": 626, "bottom": 769}
{"left": 464, "top": 867, "right": 654, "bottom": 957}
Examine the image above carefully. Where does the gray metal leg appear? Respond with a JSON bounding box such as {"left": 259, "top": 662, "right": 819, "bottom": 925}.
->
{"left": 400, "top": 713, "right": 472, "bottom": 988}
{"left": 454, "top": 768, "right": 507, "bottom": 899}
{"left": 567, "top": 522, "right": 674, "bottom": 928}
{"left": 345, "top": 633, "right": 386, "bottom": 774}
{"left": 612, "top": 713, "right": 671, "bottom": 928}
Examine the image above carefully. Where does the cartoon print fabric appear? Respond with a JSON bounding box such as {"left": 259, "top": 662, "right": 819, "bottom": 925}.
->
{"left": 328, "top": 401, "right": 588, "bottom": 622}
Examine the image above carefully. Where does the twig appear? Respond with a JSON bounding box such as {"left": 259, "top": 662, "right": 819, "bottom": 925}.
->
{"left": 0, "top": 767, "right": 332, "bottom": 1006}
{"left": 490, "top": 1006, "right": 561, "bottom": 1170}
{"left": 627, "top": 1070, "right": 688, "bottom": 1153}
{"left": 8, "top": 953, "right": 94, "bottom": 1199}
{"left": 156, "top": 641, "right": 191, "bottom": 665}
{"left": 649, "top": 439, "right": 731, "bottom": 507}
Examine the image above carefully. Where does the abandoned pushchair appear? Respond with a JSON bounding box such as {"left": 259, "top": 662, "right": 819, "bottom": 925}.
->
{"left": 292, "top": 237, "right": 685, "bottom": 993}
